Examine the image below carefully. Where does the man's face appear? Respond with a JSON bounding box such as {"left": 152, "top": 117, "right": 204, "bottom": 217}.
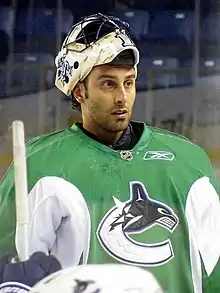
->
{"left": 80, "top": 64, "right": 136, "bottom": 133}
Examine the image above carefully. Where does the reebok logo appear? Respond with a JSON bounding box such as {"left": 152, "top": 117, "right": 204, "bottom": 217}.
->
{"left": 143, "top": 151, "right": 175, "bottom": 161}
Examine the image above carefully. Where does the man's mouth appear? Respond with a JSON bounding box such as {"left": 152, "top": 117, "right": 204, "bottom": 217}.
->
{"left": 111, "top": 109, "right": 128, "bottom": 118}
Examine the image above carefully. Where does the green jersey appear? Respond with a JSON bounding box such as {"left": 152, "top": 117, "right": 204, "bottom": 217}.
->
{"left": 0, "top": 122, "right": 220, "bottom": 293}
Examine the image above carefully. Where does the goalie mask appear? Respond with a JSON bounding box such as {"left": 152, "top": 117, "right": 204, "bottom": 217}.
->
{"left": 55, "top": 13, "right": 140, "bottom": 96}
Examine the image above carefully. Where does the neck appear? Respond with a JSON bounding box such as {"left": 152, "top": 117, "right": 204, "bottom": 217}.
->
{"left": 82, "top": 122, "right": 124, "bottom": 145}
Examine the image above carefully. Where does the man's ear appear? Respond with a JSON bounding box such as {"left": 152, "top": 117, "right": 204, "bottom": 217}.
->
{"left": 72, "top": 82, "right": 85, "bottom": 104}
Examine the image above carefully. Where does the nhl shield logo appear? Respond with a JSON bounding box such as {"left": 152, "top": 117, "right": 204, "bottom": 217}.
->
{"left": 120, "top": 151, "right": 133, "bottom": 161}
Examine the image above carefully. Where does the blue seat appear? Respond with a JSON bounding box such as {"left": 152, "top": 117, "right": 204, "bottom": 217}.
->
{"left": 133, "top": 0, "right": 171, "bottom": 12}
{"left": 16, "top": 8, "right": 74, "bottom": 38}
{"left": 8, "top": 53, "right": 55, "bottom": 91}
{"left": 0, "top": 68, "right": 6, "bottom": 98}
{"left": 113, "top": 9, "right": 150, "bottom": 41}
{"left": 200, "top": 58, "right": 220, "bottom": 76}
{"left": 148, "top": 10, "right": 194, "bottom": 42}
{"left": 0, "top": 5, "right": 15, "bottom": 37}
{"left": 137, "top": 57, "right": 179, "bottom": 90}
{"left": 0, "top": 30, "right": 9, "bottom": 63}
{"left": 200, "top": 14, "right": 220, "bottom": 42}
{"left": 180, "top": 57, "right": 220, "bottom": 83}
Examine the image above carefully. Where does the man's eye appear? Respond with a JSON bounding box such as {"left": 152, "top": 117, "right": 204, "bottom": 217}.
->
{"left": 102, "top": 81, "right": 115, "bottom": 88}
{"left": 125, "top": 80, "right": 134, "bottom": 88}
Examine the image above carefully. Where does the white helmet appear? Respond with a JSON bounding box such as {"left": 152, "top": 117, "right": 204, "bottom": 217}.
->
{"left": 55, "top": 13, "right": 140, "bottom": 96}
{"left": 30, "top": 264, "right": 163, "bottom": 293}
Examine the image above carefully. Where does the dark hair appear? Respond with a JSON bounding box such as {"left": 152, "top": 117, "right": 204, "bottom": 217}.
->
{"left": 71, "top": 92, "right": 81, "bottom": 111}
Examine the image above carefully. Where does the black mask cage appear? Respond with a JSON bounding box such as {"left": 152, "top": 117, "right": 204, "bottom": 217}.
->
{"left": 63, "top": 13, "right": 131, "bottom": 48}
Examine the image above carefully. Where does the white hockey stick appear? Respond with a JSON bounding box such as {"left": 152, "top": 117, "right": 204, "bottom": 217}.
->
{"left": 12, "top": 120, "right": 29, "bottom": 261}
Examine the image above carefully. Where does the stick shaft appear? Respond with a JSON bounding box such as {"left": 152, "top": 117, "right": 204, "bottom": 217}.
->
{"left": 12, "top": 120, "right": 29, "bottom": 261}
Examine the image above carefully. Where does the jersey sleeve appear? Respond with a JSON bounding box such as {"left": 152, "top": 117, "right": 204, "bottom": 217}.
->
{"left": 0, "top": 133, "right": 64, "bottom": 257}
{"left": 0, "top": 159, "right": 91, "bottom": 268}
{"left": 202, "top": 157, "right": 220, "bottom": 293}
{"left": 19, "top": 176, "right": 91, "bottom": 268}
{"left": 185, "top": 150, "right": 220, "bottom": 293}
{"left": 0, "top": 135, "right": 46, "bottom": 257}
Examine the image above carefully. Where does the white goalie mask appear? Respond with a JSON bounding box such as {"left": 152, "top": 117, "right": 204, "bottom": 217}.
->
{"left": 30, "top": 264, "right": 163, "bottom": 293}
{"left": 55, "top": 13, "right": 140, "bottom": 96}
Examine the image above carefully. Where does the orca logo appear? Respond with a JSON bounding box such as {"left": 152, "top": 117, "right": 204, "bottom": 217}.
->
{"left": 97, "top": 181, "right": 179, "bottom": 267}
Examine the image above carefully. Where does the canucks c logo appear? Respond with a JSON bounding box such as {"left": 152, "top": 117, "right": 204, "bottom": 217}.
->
{"left": 97, "top": 181, "right": 179, "bottom": 266}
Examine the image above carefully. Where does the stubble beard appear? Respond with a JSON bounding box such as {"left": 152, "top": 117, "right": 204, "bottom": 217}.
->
{"left": 86, "top": 96, "right": 131, "bottom": 134}
{"left": 98, "top": 114, "right": 131, "bottom": 133}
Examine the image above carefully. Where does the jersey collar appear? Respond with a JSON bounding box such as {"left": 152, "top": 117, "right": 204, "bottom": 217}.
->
{"left": 69, "top": 121, "right": 153, "bottom": 156}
